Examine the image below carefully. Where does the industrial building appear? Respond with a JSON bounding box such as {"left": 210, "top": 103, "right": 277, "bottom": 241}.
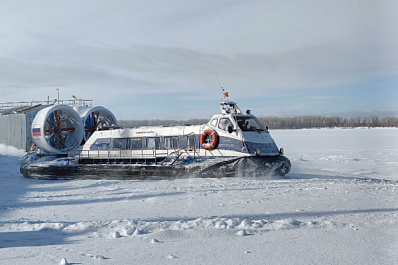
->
{"left": 0, "top": 100, "right": 92, "bottom": 151}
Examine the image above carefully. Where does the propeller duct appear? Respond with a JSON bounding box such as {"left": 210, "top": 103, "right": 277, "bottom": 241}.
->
{"left": 78, "top": 106, "right": 118, "bottom": 142}
{"left": 31, "top": 105, "right": 84, "bottom": 155}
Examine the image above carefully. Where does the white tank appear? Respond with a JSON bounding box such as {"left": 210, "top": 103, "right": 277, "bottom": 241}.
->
{"left": 31, "top": 105, "right": 84, "bottom": 155}
{"left": 78, "top": 106, "right": 118, "bottom": 141}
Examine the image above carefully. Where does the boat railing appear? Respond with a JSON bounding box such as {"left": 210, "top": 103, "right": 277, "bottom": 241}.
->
{"left": 68, "top": 147, "right": 198, "bottom": 164}
{"left": 68, "top": 131, "right": 202, "bottom": 164}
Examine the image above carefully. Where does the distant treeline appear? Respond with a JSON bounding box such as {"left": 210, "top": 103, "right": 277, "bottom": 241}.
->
{"left": 257, "top": 116, "right": 398, "bottom": 129}
{"left": 119, "top": 115, "right": 398, "bottom": 130}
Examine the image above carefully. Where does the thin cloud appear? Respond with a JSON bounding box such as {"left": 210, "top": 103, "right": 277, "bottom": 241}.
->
{"left": 0, "top": 0, "right": 397, "bottom": 118}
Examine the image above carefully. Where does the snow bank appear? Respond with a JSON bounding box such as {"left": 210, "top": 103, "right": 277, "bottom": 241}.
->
{"left": 0, "top": 144, "right": 25, "bottom": 157}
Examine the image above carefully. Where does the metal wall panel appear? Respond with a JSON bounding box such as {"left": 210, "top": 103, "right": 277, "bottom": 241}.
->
{"left": 0, "top": 108, "right": 43, "bottom": 151}
{"left": 0, "top": 114, "right": 27, "bottom": 150}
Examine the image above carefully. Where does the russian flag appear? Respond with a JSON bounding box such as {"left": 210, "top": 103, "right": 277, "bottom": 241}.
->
{"left": 32, "top": 128, "right": 41, "bottom": 136}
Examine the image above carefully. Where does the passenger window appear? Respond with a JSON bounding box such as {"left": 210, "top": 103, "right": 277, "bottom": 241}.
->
{"left": 164, "top": 136, "right": 179, "bottom": 149}
{"left": 187, "top": 135, "right": 195, "bottom": 150}
{"left": 218, "top": 118, "right": 233, "bottom": 131}
{"left": 129, "top": 138, "right": 142, "bottom": 150}
{"left": 113, "top": 138, "right": 127, "bottom": 150}
{"left": 146, "top": 137, "right": 160, "bottom": 149}
{"left": 210, "top": 119, "right": 218, "bottom": 127}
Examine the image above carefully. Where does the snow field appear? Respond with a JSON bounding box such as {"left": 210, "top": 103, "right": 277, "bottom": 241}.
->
{"left": 0, "top": 128, "right": 398, "bottom": 264}
{"left": 276, "top": 128, "right": 398, "bottom": 180}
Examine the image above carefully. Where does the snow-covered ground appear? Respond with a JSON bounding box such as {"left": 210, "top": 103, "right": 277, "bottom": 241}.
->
{"left": 0, "top": 128, "right": 397, "bottom": 265}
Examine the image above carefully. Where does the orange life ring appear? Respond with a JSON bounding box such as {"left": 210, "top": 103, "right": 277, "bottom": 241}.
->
{"left": 200, "top": 129, "right": 219, "bottom": 151}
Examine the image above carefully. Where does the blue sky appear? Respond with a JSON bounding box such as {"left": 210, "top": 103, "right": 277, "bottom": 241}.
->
{"left": 0, "top": 0, "right": 397, "bottom": 119}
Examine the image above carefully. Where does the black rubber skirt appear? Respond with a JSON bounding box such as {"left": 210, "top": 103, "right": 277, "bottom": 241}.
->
{"left": 20, "top": 154, "right": 291, "bottom": 180}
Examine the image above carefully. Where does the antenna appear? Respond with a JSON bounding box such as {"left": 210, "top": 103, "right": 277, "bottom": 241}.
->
{"left": 216, "top": 73, "right": 223, "bottom": 92}
{"left": 215, "top": 73, "right": 229, "bottom": 102}
{"left": 56, "top": 88, "right": 60, "bottom": 104}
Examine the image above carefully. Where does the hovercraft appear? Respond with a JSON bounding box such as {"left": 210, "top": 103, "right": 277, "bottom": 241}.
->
{"left": 20, "top": 92, "right": 291, "bottom": 179}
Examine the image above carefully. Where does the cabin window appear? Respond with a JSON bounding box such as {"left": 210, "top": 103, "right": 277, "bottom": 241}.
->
{"left": 218, "top": 118, "right": 233, "bottom": 131}
{"left": 164, "top": 136, "right": 179, "bottom": 149}
{"left": 187, "top": 135, "right": 195, "bottom": 150}
{"left": 146, "top": 137, "right": 160, "bottom": 149}
{"left": 210, "top": 118, "right": 218, "bottom": 127}
{"left": 90, "top": 138, "right": 111, "bottom": 150}
{"left": 129, "top": 138, "right": 143, "bottom": 150}
{"left": 234, "top": 116, "right": 265, "bottom": 132}
{"left": 113, "top": 138, "right": 127, "bottom": 150}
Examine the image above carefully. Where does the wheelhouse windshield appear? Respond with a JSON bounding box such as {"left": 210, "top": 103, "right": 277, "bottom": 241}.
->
{"left": 234, "top": 116, "right": 266, "bottom": 132}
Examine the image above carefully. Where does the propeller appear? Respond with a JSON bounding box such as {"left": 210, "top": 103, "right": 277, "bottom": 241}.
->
{"left": 44, "top": 109, "right": 78, "bottom": 150}
{"left": 80, "top": 106, "right": 118, "bottom": 142}
{"left": 83, "top": 111, "right": 100, "bottom": 141}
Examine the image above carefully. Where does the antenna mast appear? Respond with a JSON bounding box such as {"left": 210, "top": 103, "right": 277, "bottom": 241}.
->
{"left": 216, "top": 73, "right": 229, "bottom": 102}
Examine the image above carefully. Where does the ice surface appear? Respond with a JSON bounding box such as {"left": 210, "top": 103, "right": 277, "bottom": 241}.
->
{"left": 0, "top": 128, "right": 398, "bottom": 264}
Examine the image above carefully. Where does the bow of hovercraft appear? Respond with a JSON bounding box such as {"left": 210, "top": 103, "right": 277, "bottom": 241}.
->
{"left": 194, "top": 94, "right": 291, "bottom": 177}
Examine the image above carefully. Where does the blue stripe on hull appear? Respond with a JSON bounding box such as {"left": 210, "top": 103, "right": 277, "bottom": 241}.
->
{"left": 244, "top": 141, "right": 279, "bottom": 154}
{"left": 215, "top": 136, "right": 279, "bottom": 154}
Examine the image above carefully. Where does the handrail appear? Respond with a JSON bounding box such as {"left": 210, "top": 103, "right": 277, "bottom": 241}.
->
{"left": 68, "top": 147, "right": 198, "bottom": 164}
{"left": 69, "top": 149, "right": 177, "bottom": 159}
{"left": 68, "top": 130, "right": 202, "bottom": 163}
{"left": 0, "top": 99, "right": 93, "bottom": 109}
